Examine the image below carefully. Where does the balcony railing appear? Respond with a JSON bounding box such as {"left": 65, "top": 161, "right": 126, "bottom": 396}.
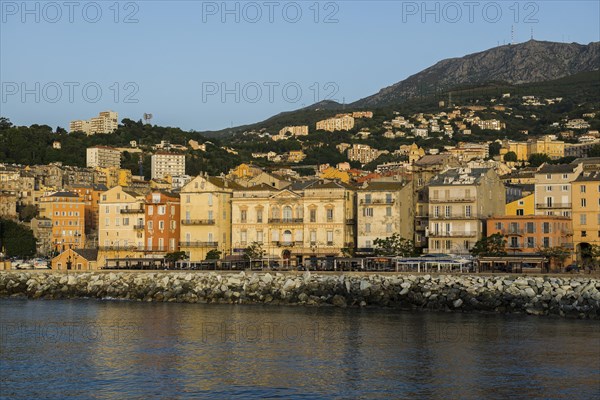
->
{"left": 271, "top": 241, "right": 303, "bottom": 247}
{"left": 428, "top": 231, "right": 477, "bottom": 238}
{"left": 501, "top": 228, "right": 525, "bottom": 235}
{"left": 181, "top": 219, "right": 215, "bottom": 226}
{"left": 360, "top": 199, "right": 395, "bottom": 205}
{"left": 268, "top": 218, "right": 304, "bottom": 224}
{"left": 535, "top": 203, "right": 571, "bottom": 209}
{"left": 179, "top": 241, "right": 218, "bottom": 248}
{"left": 429, "top": 197, "right": 476, "bottom": 203}
{"left": 133, "top": 224, "right": 145, "bottom": 230}
{"left": 120, "top": 208, "right": 144, "bottom": 214}
{"left": 429, "top": 213, "right": 481, "bottom": 220}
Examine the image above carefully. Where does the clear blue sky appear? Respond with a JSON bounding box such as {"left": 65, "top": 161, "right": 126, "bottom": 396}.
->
{"left": 1, "top": 0, "right": 599, "bottom": 132}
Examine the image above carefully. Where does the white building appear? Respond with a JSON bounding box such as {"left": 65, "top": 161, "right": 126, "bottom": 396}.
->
{"left": 151, "top": 152, "right": 186, "bottom": 180}
{"left": 86, "top": 146, "right": 121, "bottom": 169}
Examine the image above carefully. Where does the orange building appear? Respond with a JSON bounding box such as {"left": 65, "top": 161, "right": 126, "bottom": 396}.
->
{"left": 70, "top": 184, "right": 108, "bottom": 235}
{"left": 144, "top": 191, "right": 180, "bottom": 254}
{"left": 39, "top": 191, "right": 86, "bottom": 253}
{"left": 486, "top": 215, "right": 572, "bottom": 256}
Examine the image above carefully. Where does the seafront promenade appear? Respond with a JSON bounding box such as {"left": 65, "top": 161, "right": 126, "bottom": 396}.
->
{"left": 1, "top": 270, "right": 599, "bottom": 319}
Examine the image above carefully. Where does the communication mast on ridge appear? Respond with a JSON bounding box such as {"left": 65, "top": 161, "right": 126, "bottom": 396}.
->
{"left": 143, "top": 113, "right": 153, "bottom": 125}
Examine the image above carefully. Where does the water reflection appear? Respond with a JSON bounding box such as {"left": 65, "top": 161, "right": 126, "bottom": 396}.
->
{"left": 1, "top": 299, "right": 599, "bottom": 399}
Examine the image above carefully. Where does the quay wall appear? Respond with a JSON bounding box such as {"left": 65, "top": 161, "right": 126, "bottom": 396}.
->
{"left": 1, "top": 271, "right": 599, "bottom": 319}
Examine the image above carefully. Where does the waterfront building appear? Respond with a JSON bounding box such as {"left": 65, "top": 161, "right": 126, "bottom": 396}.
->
{"left": 356, "top": 181, "right": 413, "bottom": 253}
{"left": 486, "top": 215, "right": 572, "bottom": 255}
{"left": 51, "top": 248, "right": 98, "bottom": 271}
{"left": 427, "top": 168, "right": 505, "bottom": 255}
{"left": 534, "top": 163, "right": 583, "bottom": 217}
{"left": 39, "top": 191, "right": 86, "bottom": 252}
{"left": 179, "top": 175, "right": 240, "bottom": 261}
{"left": 571, "top": 170, "right": 600, "bottom": 263}
{"left": 231, "top": 180, "right": 356, "bottom": 267}
{"left": 97, "top": 186, "right": 148, "bottom": 265}
{"left": 144, "top": 191, "right": 180, "bottom": 254}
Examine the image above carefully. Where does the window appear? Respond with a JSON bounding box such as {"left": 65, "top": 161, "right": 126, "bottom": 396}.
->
{"left": 526, "top": 222, "right": 535, "bottom": 233}
{"left": 102, "top": 195, "right": 107, "bottom": 201}
{"left": 309, "top": 209, "right": 316, "bottom": 223}
{"left": 580, "top": 214, "right": 587, "bottom": 225}
{"left": 546, "top": 186, "right": 552, "bottom": 191}
{"left": 543, "top": 237, "right": 550, "bottom": 247}
{"left": 105, "top": 206, "right": 109, "bottom": 214}
{"left": 562, "top": 174, "right": 568, "bottom": 179}
{"left": 386, "top": 207, "right": 392, "bottom": 217}
{"left": 364, "top": 208, "right": 373, "bottom": 217}
{"left": 257, "top": 230, "right": 263, "bottom": 243}
{"left": 365, "top": 223, "right": 371, "bottom": 233}
{"left": 386, "top": 223, "right": 392, "bottom": 233}
{"left": 170, "top": 238, "right": 176, "bottom": 251}
{"left": 186, "top": 195, "right": 190, "bottom": 204}
{"left": 283, "top": 206, "right": 293, "bottom": 222}
{"left": 509, "top": 222, "right": 519, "bottom": 233}
{"left": 445, "top": 206, "right": 451, "bottom": 217}
{"left": 158, "top": 206, "right": 166, "bottom": 215}
{"left": 562, "top": 186, "right": 568, "bottom": 191}
{"left": 240, "top": 230, "right": 247, "bottom": 245}
{"left": 516, "top": 209, "right": 524, "bottom": 216}
{"left": 365, "top": 194, "right": 372, "bottom": 204}
{"left": 159, "top": 221, "right": 164, "bottom": 230}
{"left": 510, "top": 237, "right": 518, "bottom": 248}
{"left": 465, "top": 205, "right": 472, "bottom": 217}
{"left": 542, "top": 222, "right": 551, "bottom": 234}
{"left": 432, "top": 190, "right": 439, "bottom": 199}
{"left": 580, "top": 185, "right": 586, "bottom": 193}
{"left": 123, "top": 218, "right": 129, "bottom": 226}
{"left": 581, "top": 198, "right": 587, "bottom": 207}
{"left": 148, "top": 221, "right": 153, "bottom": 230}
{"left": 326, "top": 208, "right": 334, "bottom": 221}
{"left": 310, "top": 230, "right": 316, "bottom": 245}
{"left": 527, "top": 237, "right": 535, "bottom": 248}
{"left": 170, "top": 220, "right": 176, "bottom": 230}
{"left": 365, "top": 240, "right": 372, "bottom": 248}
{"left": 386, "top": 193, "right": 392, "bottom": 204}
{"left": 208, "top": 193, "right": 213, "bottom": 206}
{"left": 105, "top": 218, "right": 109, "bottom": 227}
{"left": 434, "top": 206, "right": 440, "bottom": 218}
{"left": 581, "top": 231, "right": 587, "bottom": 237}
{"left": 148, "top": 206, "right": 153, "bottom": 215}
{"left": 158, "top": 238, "right": 164, "bottom": 251}
{"left": 326, "top": 231, "right": 334, "bottom": 245}
{"left": 546, "top": 174, "right": 551, "bottom": 180}
{"left": 257, "top": 210, "right": 263, "bottom": 223}
{"left": 495, "top": 222, "right": 502, "bottom": 230}
{"left": 240, "top": 209, "right": 247, "bottom": 222}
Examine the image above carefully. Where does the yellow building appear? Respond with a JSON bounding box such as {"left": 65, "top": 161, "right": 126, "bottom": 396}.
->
{"left": 528, "top": 136, "right": 565, "bottom": 160}
{"left": 571, "top": 171, "right": 600, "bottom": 263}
{"left": 179, "top": 175, "right": 241, "bottom": 261}
{"left": 318, "top": 167, "right": 350, "bottom": 184}
{"left": 228, "top": 164, "right": 263, "bottom": 180}
{"left": 500, "top": 140, "right": 529, "bottom": 161}
{"left": 70, "top": 111, "right": 118, "bottom": 135}
{"left": 505, "top": 194, "right": 535, "bottom": 216}
{"left": 96, "top": 167, "right": 132, "bottom": 188}
{"left": 231, "top": 180, "right": 356, "bottom": 267}
{"left": 97, "top": 186, "right": 148, "bottom": 266}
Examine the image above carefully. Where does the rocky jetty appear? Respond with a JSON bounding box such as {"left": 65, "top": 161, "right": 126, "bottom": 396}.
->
{"left": 1, "top": 271, "right": 599, "bottom": 319}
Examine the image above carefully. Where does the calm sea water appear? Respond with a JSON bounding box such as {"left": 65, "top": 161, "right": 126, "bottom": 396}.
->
{"left": 1, "top": 299, "right": 599, "bottom": 399}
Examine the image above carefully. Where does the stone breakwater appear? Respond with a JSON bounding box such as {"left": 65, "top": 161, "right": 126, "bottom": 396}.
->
{"left": 1, "top": 271, "right": 599, "bottom": 318}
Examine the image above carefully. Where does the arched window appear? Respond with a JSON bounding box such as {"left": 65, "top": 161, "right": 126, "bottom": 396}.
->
{"left": 283, "top": 230, "right": 292, "bottom": 244}
{"left": 283, "top": 206, "right": 293, "bottom": 222}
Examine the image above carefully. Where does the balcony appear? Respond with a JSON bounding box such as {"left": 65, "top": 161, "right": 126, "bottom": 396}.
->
{"left": 271, "top": 241, "right": 303, "bottom": 247}
{"left": 535, "top": 203, "right": 571, "bottom": 209}
{"left": 98, "top": 245, "right": 138, "bottom": 251}
{"left": 501, "top": 228, "right": 525, "bottom": 235}
{"left": 429, "top": 213, "right": 481, "bottom": 220}
{"left": 345, "top": 218, "right": 356, "bottom": 225}
{"left": 429, "top": 197, "right": 476, "bottom": 203}
{"left": 268, "top": 218, "right": 304, "bottom": 224}
{"left": 415, "top": 213, "right": 429, "bottom": 218}
{"left": 428, "top": 231, "right": 477, "bottom": 238}
{"left": 120, "top": 208, "right": 144, "bottom": 214}
{"left": 360, "top": 199, "right": 395, "bottom": 205}
{"left": 181, "top": 219, "right": 215, "bottom": 226}
{"left": 179, "top": 241, "right": 218, "bottom": 248}
{"left": 133, "top": 224, "right": 145, "bottom": 230}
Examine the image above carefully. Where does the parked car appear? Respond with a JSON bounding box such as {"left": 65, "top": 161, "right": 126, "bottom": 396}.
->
{"left": 565, "top": 264, "right": 579, "bottom": 273}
